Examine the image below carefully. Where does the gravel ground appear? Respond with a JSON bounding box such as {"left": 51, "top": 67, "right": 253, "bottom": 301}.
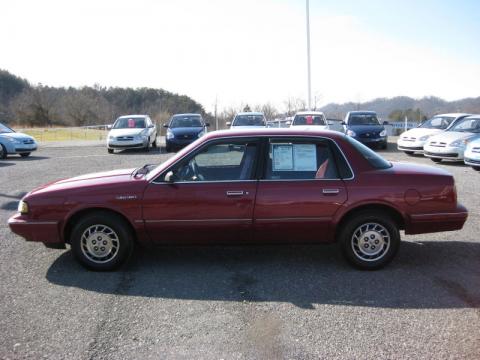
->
{"left": 0, "top": 139, "right": 479, "bottom": 359}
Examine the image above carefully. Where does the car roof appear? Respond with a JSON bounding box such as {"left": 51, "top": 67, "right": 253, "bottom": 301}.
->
{"left": 204, "top": 128, "right": 345, "bottom": 141}
{"left": 235, "top": 112, "right": 264, "bottom": 116}
{"left": 434, "top": 113, "right": 471, "bottom": 118}
{"left": 294, "top": 111, "right": 325, "bottom": 116}
{"left": 463, "top": 114, "right": 480, "bottom": 119}
{"left": 347, "top": 111, "right": 376, "bottom": 114}
{"left": 172, "top": 113, "right": 202, "bottom": 117}
{"left": 117, "top": 114, "right": 148, "bottom": 118}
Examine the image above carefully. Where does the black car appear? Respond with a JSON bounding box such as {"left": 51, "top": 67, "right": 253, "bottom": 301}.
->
{"left": 164, "top": 114, "right": 209, "bottom": 152}
{"left": 342, "top": 111, "right": 388, "bottom": 149}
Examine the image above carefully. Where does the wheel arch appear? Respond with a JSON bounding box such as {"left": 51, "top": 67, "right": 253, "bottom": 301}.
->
{"left": 63, "top": 207, "right": 137, "bottom": 244}
{"left": 334, "top": 203, "right": 406, "bottom": 242}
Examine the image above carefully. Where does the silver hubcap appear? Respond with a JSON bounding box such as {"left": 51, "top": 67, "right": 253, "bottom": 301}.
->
{"left": 351, "top": 222, "right": 390, "bottom": 262}
{"left": 81, "top": 225, "right": 120, "bottom": 264}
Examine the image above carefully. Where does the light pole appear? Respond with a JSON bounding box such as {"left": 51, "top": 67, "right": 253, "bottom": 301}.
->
{"left": 306, "top": 0, "right": 312, "bottom": 110}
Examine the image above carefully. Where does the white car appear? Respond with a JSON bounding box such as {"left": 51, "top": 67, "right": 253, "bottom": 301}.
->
{"left": 227, "top": 112, "right": 266, "bottom": 129}
{"left": 424, "top": 115, "right": 480, "bottom": 163}
{"left": 290, "top": 111, "right": 329, "bottom": 130}
{"left": 397, "top": 113, "right": 470, "bottom": 155}
{"left": 464, "top": 137, "right": 480, "bottom": 171}
{"left": 107, "top": 115, "right": 157, "bottom": 154}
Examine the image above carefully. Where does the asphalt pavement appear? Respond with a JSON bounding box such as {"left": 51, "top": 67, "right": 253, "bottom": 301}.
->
{"left": 0, "top": 140, "right": 479, "bottom": 359}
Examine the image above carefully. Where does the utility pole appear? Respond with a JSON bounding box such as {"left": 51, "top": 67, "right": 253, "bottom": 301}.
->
{"left": 306, "top": 0, "right": 312, "bottom": 110}
{"left": 214, "top": 96, "right": 218, "bottom": 131}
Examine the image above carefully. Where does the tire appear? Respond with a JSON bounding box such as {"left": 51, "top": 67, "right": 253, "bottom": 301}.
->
{"left": 145, "top": 138, "right": 150, "bottom": 152}
{"left": 152, "top": 137, "right": 157, "bottom": 148}
{"left": 20, "top": 152, "right": 31, "bottom": 157}
{"left": 339, "top": 211, "right": 400, "bottom": 270}
{"left": 404, "top": 151, "right": 414, "bottom": 156}
{"left": 473, "top": 166, "right": 480, "bottom": 171}
{"left": 70, "top": 211, "right": 134, "bottom": 271}
{"left": 108, "top": 148, "right": 114, "bottom": 154}
{"left": 165, "top": 144, "right": 172, "bottom": 153}
{"left": 0, "top": 144, "right": 7, "bottom": 159}
{"left": 381, "top": 143, "right": 387, "bottom": 150}
{"left": 430, "top": 158, "right": 442, "bottom": 163}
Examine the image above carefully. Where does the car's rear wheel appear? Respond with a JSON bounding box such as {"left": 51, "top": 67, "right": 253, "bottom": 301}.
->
{"left": 339, "top": 211, "right": 400, "bottom": 270}
{"left": 431, "top": 158, "right": 442, "bottom": 163}
{"left": 70, "top": 212, "right": 134, "bottom": 271}
{"left": 20, "top": 153, "right": 30, "bottom": 157}
{"left": 108, "top": 148, "right": 114, "bottom": 154}
{"left": 0, "top": 144, "right": 7, "bottom": 159}
{"left": 404, "top": 151, "right": 414, "bottom": 156}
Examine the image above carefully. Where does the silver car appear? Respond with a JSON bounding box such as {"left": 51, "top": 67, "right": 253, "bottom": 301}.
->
{"left": 107, "top": 115, "right": 157, "bottom": 154}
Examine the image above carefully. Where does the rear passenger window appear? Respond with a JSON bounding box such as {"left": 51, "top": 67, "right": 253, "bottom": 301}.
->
{"left": 265, "top": 140, "right": 338, "bottom": 180}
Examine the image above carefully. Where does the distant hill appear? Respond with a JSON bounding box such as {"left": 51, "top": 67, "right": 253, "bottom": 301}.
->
{"left": 320, "top": 96, "right": 480, "bottom": 120}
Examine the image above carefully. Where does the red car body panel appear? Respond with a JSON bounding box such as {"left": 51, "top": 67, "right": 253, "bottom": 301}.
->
{"left": 8, "top": 129, "right": 468, "bottom": 247}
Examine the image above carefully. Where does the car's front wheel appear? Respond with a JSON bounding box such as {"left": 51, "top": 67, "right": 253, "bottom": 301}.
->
{"left": 0, "top": 144, "right": 7, "bottom": 159}
{"left": 108, "top": 148, "right": 114, "bottom": 154}
{"left": 404, "top": 151, "right": 415, "bottom": 156}
{"left": 70, "top": 212, "right": 134, "bottom": 271}
{"left": 473, "top": 166, "right": 480, "bottom": 171}
{"left": 339, "top": 211, "right": 400, "bottom": 270}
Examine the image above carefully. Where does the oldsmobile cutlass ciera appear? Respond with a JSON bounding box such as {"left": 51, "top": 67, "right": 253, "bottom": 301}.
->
{"left": 8, "top": 129, "right": 468, "bottom": 271}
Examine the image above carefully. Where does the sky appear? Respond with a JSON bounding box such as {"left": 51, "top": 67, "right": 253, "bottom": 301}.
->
{"left": 1, "top": 0, "right": 479, "bottom": 113}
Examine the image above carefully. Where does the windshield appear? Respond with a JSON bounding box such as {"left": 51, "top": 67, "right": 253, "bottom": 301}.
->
{"left": 419, "top": 116, "right": 454, "bottom": 129}
{"left": 348, "top": 114, "right": 380, "bottom": 126}
{"left": 233, "top": 115, "right": 265, "bottom": 127}
{"left": 345, "top": 136, "right": 392, "bottom": 169}
{"left": 448, "top": 118, "right": 480, "bottom": 133}
{"left": 113, "top": 117, "right": 146, "bottom": 129}
{"left": 170, "top": 115, "right": 203, "bottom": 128}
{"left": 0, "top": 123, "right": 14, "bottom": 134}
{"left": 292, "top": 114, "right": 326, "bottom": 126}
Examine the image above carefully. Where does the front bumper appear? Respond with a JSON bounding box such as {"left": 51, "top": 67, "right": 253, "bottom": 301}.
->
{"left": 397, "top": 139, "right": 426, "bottom": 152}
{"left": 166, "top": 137, "right": 198, "bottom": 148}
{"left": 406, "top": 204, "right": 468, "bottom": 235}
{"left": 353, "top": 136, "right": 387, "bottom": 146}
{"left": 464, "top": 157, "right": 480, "bottom": 167}
{"left": 108, "top": 138, "right": 148, "bottom": 149}
{"left": 8, "top": 213, "right": 62, "bottom": 244}
{"left": 10, "top": 143, "right": 37, "bottom": 154}
{"left": 423, "top": 145, "right": 464, "bottom": 160}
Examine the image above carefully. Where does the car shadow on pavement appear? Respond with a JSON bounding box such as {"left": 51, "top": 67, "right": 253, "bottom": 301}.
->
{"left": 9, "top": 155, "right": 50, "bottom": 161}
{"left": 46, "top": 240, "right": 480, "bottom": 310}
{"left": 114, "top": 148, "right": 167, "bottom": 155}
{"left": 0, "top": 162, "right": 15, "bottom": 167}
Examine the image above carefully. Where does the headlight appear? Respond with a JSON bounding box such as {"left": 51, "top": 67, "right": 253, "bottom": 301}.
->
{"left": 380, "top": 129, "right": 387, "bottom": 137}
{"left": 346, "top": 130, "right": 356, "bottom": 137}
{"left": 450, "top": 139, "right": 469, "bottom": 148}
{"left": 7, "top": 137, "right": 21, "bottom": 144}
{"left": 108, "top": 135, "right": 114, "bottom": 140}
{"left": 197, "top": 130, "right": 205, "bottom": 138}
{"left": 17, "top": 200, "right": 29, "bottom": 214}
{"left": 419, "top": 135, "right": 430, "bottom": 141}
{"left": 166, "top": 129, "right": 174, "bottom": 140}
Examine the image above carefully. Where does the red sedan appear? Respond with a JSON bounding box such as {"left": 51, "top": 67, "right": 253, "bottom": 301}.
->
{"left": 8, "top": 129, "right": 468, "bottom": 270}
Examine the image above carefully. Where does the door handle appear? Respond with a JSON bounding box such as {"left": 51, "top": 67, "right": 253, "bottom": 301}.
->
{"left": 226, "top": 191, "right": 245, "bottom": 197}
{"left": 323, "top": 188, "right": 340, "bottom": 195}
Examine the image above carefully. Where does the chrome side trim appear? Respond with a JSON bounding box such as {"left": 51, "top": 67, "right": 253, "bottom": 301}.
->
{"left": 255, "top": 217, "right": 329, "bottom": 222}
{"left": 410, "top": 212, "right": 468, "bottom": 219}
{"left": 8, "top": 220, "right": 57, "bottom": 225}
{"left": 145, "top": 218, "right": 252, "bottom": 223}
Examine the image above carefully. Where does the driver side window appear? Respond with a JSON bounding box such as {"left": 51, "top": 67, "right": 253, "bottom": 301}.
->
{"left": 166, "top": 140, "right": 258, "bottom": 182}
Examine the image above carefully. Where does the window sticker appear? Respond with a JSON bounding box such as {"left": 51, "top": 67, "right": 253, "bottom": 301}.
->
{"left": 306, "top": 115, "right": 313, "bottom": 125}
{"left": 128, "top": 118, "right": 135, "bottom": 128}
{"left": 293, "top": 144, "right": 317, "bottom": 171}
{"left": 272, "top": 144, "right": 294, "bottom": 171}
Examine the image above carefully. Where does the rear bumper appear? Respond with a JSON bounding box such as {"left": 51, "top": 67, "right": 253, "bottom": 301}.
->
{"left": 406, "top": 204, "right": 468, "bottom": 235}
{"left": 8, "top": 213, "right": 62, "bottom": 244}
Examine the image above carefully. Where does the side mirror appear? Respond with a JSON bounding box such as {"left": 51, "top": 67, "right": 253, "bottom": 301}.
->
{"left": 327, "top": 121, "right": 333, "bottom": 125}
{"left": 163, "top": 124, "right": 169, "bottom": 128}
{"left": 383, "top": 121, "right": 389, "bottom": 125}
{"left": 107, "top": 125, "right": 112, "bottom": 130}
{"left": 340, "top": 121, "right": 346, "bottom": 125}
{"left": 205, "top": 123, "right": 210, "bottom": 127}
{"left": 286, "top": 121, "right": 291, "bottom": 126}
{"left": 226, "top": 122, "right": 231, "bottom": 127}
{"left": 164, "top": 171, "right": 176, "bottom": 183}
{"left": 148, "top": 124, "right": 154, "bottom": 128}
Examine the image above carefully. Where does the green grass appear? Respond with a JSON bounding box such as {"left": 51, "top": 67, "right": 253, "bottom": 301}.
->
{"left": 14, "top": 127, "right": 108, "bottom": 142}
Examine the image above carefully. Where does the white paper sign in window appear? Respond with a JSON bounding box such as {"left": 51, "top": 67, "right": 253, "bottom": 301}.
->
{"left": 293, "top": 144, "right": 317, "bottom": 171}
{"left": 272, "top": 144, "right": 294, "bottom": 171}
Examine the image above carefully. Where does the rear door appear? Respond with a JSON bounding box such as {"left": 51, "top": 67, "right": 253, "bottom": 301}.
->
{"left": 253, "top": 137, "right": 349, "bottom": 243}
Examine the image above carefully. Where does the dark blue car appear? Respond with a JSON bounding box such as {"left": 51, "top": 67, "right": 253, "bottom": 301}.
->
{"left": 342, "top": 111, "right": 388, "bottom": 149}
{"left": 164, "top": 114, "right": 209, "bottom": 152}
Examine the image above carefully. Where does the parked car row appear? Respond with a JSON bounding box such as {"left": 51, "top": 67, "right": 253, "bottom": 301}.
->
{"left": 397, "top": 113, "right": 480, "bottom": 171}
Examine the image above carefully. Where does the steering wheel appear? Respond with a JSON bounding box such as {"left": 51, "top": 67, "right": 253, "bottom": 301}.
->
{"left": 189, "top": 159, "right": 204, "bottom": 181}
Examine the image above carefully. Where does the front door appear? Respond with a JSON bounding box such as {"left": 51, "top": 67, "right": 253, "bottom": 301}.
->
{"left": 254, "top": 137, "right": 348, "bottom": 243}
{"left": 143, "top": 138, "right": 259, "bottom": 244}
